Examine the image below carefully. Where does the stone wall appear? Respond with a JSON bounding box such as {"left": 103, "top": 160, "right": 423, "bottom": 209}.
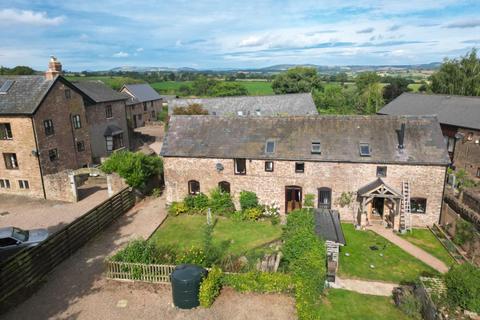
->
{"left": 452, "top": 128, "right": 480, "bottom": 178}
{"left": 0, "top": 115, "right": 44, "bottom": 199}
{"left": 84, "top": 100, "right": 130, "bottom": 163}
{"left": 107, "top": 172, "right": 128, "bottom": 196}
{"left": 43, "top": 170, "right": 77, "bottom": 202}
{"left": 33, "top": 80, "right": 92, "bottom": 175}
{"left": 164, "top": 157, "right": 447, "bottom": 227}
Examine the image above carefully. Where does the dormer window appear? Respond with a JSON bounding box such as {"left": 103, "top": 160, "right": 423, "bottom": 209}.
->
{"left": 311, "top": 141, "right": 321, "bottom": 154}
{"left": 237, "top": 111, "right": 244, "bottom": 116}
{"left": 265, "top": 140, "right": 275, "bottom": 154}
{"left": 359, "top": 143, "right": 371, "bottom": 157}
{"left": 255, "top": 109, "right": 261, "bottom": 116}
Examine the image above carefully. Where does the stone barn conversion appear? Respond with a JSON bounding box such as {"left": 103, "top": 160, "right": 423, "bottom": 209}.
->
{"left": 0, "top": 58, "right": 93, "bottom": 201}
{"left": 379, "top": 92, "right": 480, "bottom": 179}
{"left": 161, "top": 115, "right": 450, "bottom": 231}
{"left": 121, "top": 83, "right": 163, "bottom": 128}
{"left": 72, "top": 80, "right": 130, "bottom": 163}
{"left": 168, "top": 93, "right": 318, "bottom": 116}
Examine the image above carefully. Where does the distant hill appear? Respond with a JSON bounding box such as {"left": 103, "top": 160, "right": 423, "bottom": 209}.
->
{"left": 107, "top": 62, "right": 441, "bottom": 74}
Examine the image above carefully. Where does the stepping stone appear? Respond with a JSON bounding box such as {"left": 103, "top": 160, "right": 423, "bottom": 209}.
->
{"left": 116, "top": 299, "right": 128, "bottom": 308}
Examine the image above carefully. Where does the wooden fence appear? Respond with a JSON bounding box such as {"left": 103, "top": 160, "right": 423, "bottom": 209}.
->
{"left": 0, "top": 187, "right": 135, "bottom": 312}
{"left": 105, "top": 260, "right": 176, "bottom": 283}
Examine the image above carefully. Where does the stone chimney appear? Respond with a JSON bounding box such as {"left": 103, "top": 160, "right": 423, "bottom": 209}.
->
{"left": 45, "top": 56, "right": 62, "bottom": 80}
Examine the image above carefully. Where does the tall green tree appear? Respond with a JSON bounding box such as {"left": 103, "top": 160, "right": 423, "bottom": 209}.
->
{"left": 313, "top": 84, "right": 355, "bottom": 114}
{"left": 272, "top": 67, "right": 322, "bottom": 94}
{"left": 207, "top": 82, "right": 248, "bottom": 97}
{"left": 356, "top": 82, "right": 384, "bottom": 114}
{"left": 355, "top": 71, "right": 381, "bottom": 92}
{"left": 431, "top": 48, "right": 480, "bottom": 96}
{"left": 383, "top": 77, "right": 412, "bottom": 102}
{"left": 192, "top": 75, "right": 218, "bottom": 96}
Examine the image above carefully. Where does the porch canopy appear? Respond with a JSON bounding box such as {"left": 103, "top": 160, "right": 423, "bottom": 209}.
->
{"left": 314, "top": 209, "right": 346, "bottom": 245}
{"left": 357, "top": 178, "right": 402, "bottom": 201}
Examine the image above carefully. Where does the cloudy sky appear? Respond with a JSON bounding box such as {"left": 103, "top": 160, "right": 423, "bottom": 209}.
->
{"left": 1, "top": 0, "right": 480, "bottom": 71}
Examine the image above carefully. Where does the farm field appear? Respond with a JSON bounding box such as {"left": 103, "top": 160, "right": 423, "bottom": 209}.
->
{"left": 151, "top": 80, "right": 274, "bottom": 96}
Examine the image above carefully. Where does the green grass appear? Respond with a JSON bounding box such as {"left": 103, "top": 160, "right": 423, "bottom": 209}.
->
{"left": 339, "top": 223, "right": 438, "bottom": 283}
{"left": 408, "top": 83, "right": 423, "bottom": 92}
{"left": 400, "top": 228, "right": 456, "bottom": 267}
{"left": 318, "top": 289, "right": 410, "bottom": 320}
{"left": 65, "top": 76, "right": 143, "bottom": 90}
{"left": 150, "top": 80, "right": 273, "bottom": 96}
{"left": 149, "top": 215, "right": 282, "bottom": 256}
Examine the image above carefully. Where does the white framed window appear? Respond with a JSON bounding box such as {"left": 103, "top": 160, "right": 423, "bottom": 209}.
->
{"left": 0, "top": 179, "right": 10, "bottom": 189}
{"left": 0, "top": 123, "right": 13, "bottom": 140}
{"left": 18, "top": 180, "right": 29, "bottom": 189}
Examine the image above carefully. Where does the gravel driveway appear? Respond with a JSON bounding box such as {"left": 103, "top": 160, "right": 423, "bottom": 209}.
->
{"left": 0, "top": 188, "right": 109, "bottom": 233}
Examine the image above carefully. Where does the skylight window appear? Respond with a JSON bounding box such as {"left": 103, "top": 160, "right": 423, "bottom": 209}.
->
{"left": 359, "top": 143, "right": 371, "bottom": 156}
{"left": 311, "top": 141, "right": 321, "bottom": 154}
{"left": 0, "top": 80, "right": 14, "bottom": 94}
{"left": 237, "top": 111, "right": 244, "bottom": 116}
{"left": 265, "top": 140, "right": 275, "bottom": 153}
{"left": 255, "top": 109, "right": 261, "bottom": 116}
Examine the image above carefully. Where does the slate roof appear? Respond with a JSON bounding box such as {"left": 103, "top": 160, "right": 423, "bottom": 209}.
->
{"left": 378, "top": 93, "right": 480, "bottom": 130}
{"left": 314, "top": 209, "right": 346, "bottom": 245}
{"left": 103, "top": 124, "right": 124, "bottom": 136}
{"left": 357, "top": 178, "right": 402, "bottom": 197}
{"left": 72, "top": 80, "right": 129, "bottom": 103}
{"left": 0, "top": 76, "right": 55, "bottom": 115}
{"left": 161, "top": 115, "right": 450, "bottom": 165}
{"left": 168, "top": 93, "right": 318, "bottom": 116}
{"left": 122, "top": 84, "right": 162, "bottom": 105}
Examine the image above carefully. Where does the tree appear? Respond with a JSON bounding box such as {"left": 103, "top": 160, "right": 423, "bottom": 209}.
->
{"left": 272, "top": 67, "right": 322, "bottom": 94}
{"left": 192, "top": 75, "right": 218, "bottom": 96}
{"left": 431, "top": 48, "right": 480, "bottom": 96}
{"left": 355, "top": 71, "right": 381, "bottom": 92}
{"left": 313, "top": 84, "right": 355, "bottom": 114}
{"left": 383, "top": 77, "right": 412, "bottom": 102}
{"left": 356, "top": 82, "right": 384, "bottom": 114}
{"left": 207, "top": 82, "right": 248, "bottom": 97}
{"left": 178, "top": 84, "right": 192, "bottom": 96}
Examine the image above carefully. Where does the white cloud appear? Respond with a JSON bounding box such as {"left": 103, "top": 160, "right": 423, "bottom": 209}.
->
{"left": 113, "top": 51, "right": 129, "bottom": 58}
{"left": 136, "top": 47, "right": 144, "bottom": 52}
{"left": 239, "top": 36, "right": 269, "bottom": 47}
{"left": 0, "top": 9, "right": 64, "bottom": 26}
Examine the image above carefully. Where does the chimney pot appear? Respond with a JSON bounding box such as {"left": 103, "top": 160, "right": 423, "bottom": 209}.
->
{"left": 45, "top": 56, "right": 62, "bottom": 80}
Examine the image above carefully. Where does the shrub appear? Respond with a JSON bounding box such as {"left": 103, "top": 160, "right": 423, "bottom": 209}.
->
{"left": 244, "top": 207, "right": 263, "bottom": 221}
{"left": 173, "top": 103, "right": 209, "bottom": 115}
{"left": 183, "top": 195, "right": 196, "bottom": 210}
{"left": 111, "top": 239, "right": 158, "bottom": 264}
{"left": 209, "top": 188, "right": 235, "bottom": 215}
{"left": 222, "top": 272, "right": 293, "bottom": 293}
{"left": 101, "top": 151, "right": 163, "bottom": 189}
{"left": 262, "top": 201, "right": 280, "bottom": 217}
{"left": 193, "top": 193, "right": 210, "bottom": 212}
{"left": 168, "top": 201, "right": 188, "bottom": 216}
{"left": 151, "top": 187, "right": 162, "bottom": 198}
{"left": 199, "top": 266, "right": 223, "bottom": 307}
{"left": 397, "top": 290, "right": 422, "bottom": 319}
{"left": 240, "top": 191, "right": 259, "bottom": 210}
{"left": 444, "top": 263, "right": 480, "bottom": 312}
{"left": 453, "top": 219, "right": 478, "bottom": 246}
{"left": 176, "top": 246, "right": 207, "bottom": 266}
{"left": 203, "top": 223, "right": 224, "bottom": 266}
{"left": 303, "top": 194, "right": 315, "bottom": 208}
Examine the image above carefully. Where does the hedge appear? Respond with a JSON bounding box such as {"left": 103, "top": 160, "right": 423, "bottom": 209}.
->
{"left": 444, "top": 263, "right": 480, "bottom": 312}
{"left": 222, "top": 271, "right": 293, "bottom": 293}
{"left": 199, "top": 266, "right": 223, "bottom": 307}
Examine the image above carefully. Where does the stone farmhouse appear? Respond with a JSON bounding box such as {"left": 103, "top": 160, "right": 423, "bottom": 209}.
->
{"left": 120, "top": 84, "right": 163, "bottom": 128}
{"left": 168, "top": 93, "right": 318, "bottom": 116}
{"left": 0, "top": 57, "right": 93, "bottom": 200}
{"left": 72, "top": 80, "right": 130, "bottom": 163}
{"left": 379, "top": 93, "right": 480, "bottom": 179}
{"left": 161, "top": 115, "right": 450, "bottom": 231}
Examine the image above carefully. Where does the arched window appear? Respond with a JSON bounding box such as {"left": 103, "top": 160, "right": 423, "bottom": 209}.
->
{"left": 218, "top": 181, "right": 231, "bottom": 194}
{"left": 188, "top": 180, "right": 200, "bottom": 195}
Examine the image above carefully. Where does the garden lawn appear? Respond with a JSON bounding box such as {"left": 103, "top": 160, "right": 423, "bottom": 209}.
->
{"left": 149, "top": 215, "right": 282, "bottom": 256}
{"left": 317, "top": 289, "right": 409, "bottom": 320}
{"left": 400, "top": 228, "right": 456, "bottom": 267}
{"left": 339, "top": 224, "right": 438, "bottom": 283}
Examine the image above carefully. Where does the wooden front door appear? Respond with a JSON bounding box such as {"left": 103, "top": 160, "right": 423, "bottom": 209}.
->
{"left": 285, "top": 186, "right": 302, "bottom": 213}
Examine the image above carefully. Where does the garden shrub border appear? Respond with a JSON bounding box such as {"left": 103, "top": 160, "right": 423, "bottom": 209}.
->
{"left": 199, "top": 266, "right": 223, "bottom": 307}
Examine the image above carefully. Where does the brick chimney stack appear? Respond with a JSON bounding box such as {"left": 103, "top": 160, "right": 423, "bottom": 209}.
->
{"left": 45, "top": 56, "right": 62, "bottom": 80}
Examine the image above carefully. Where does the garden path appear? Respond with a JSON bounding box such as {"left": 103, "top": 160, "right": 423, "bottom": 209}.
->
{"left": 367, "top": 225, "right": 449, "bottom": 273}
{"left": 333, "top": 276, "right": 397, "bottom": 296}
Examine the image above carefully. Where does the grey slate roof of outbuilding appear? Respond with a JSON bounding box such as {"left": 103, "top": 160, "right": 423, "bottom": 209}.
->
{"left": 122, "top": 84, "right": 162, "bottom": 105}
{"left": 72, "top": 80, "right": 129, "bottom": 103}
{"left": 168, "top": 93, "right": 318, "bottom": 116}
{"left": 161, "top": 115, "right": 450, "bottom": 165}
{"left": 314, "top": 209, "right": 346, "bottom": 245}
{"left": 378, "top": 93, "right": 480, "bottom": 130}
{"left": 0, "top": 76, "right": 55, "bottom": 115}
